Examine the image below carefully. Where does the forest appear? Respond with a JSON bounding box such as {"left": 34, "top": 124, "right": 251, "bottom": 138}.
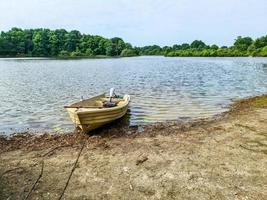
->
{"left": 0, "top": 28, "right": 267, "bottom": 57}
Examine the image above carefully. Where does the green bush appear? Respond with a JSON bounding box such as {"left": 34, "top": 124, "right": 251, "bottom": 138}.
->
{"left": 58, "top": 50, "right": 70, "bottom": 57}
{"left": 70, "top": 51, "right": 84, "bottom": 57}
{"left": 120, "top": 49, "right": 137, "bottom": 57}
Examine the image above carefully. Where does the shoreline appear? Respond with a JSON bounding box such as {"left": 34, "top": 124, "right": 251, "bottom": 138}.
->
{"left": 0, "top": 94, "right": 267, "bottom": 147}
{"left": 1, "top": 55, "right": 267, "bottom": 59}
{"left": 0, "top": 94, "right": 266, "bottom": 152}
{"left": 0, "top": 55, "right": 121, "bottom": 60}
{"left": 1, "top": 94, "right": 267, "bottom": 199}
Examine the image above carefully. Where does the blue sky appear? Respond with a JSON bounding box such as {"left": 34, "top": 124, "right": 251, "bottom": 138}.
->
{"left": 0, "top": 0, "right": 266, "bottom": 46}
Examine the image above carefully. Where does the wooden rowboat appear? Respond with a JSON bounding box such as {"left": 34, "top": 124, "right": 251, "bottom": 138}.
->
{"left": 65, "top": 93, "right": 130, "bottom": 133}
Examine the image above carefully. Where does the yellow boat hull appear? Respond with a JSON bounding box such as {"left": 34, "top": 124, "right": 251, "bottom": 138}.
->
{"left": 65, "top": 94, "right": 130, "bottom": 133}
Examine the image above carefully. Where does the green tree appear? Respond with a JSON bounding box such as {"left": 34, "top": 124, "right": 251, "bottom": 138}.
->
{"left": 180, "top": 43, "right": 190, "bottom": 50}
{"left": 162, "top": 46, "right": 172, "bottom": 55}
{"left": 254, "top": 36, "right": 267, "bottom": 49}
{"left": 32, "top": 29, "right": 50, "bottom": 56}
{"left": 120, "top": 49, "right": 137, "bottom": 57}
{"left": 65, "top": 30, "right": 81, "bottom": 52}
{"left": 0, "top": 28, "right": 26, "bottom": 56}
{"left": 172, "top": 44, "right": 181, "bottom": 50}
{"left": 139, "top": 45, "right": 162, "bottom": 55}
{"left": 24, "top": 29, "right": 34, "bottom": 55}
{"left": 260, "top": 46, "right": 267, "bottom": 56}
{"left": 48, "top": 29, "right": 67, "bottom": 56}
{"left": 1, "top": 27, "right": 267, "bottom": 58}
{"left": 105, "top": 40, "right": 117, "bottom": 56}
{"left": 234, "top": 36, "right": 253, "bottom": 51}
{"left": 110, "top": 37, "right": 126, "bottom": 56}
{"left": 210, "top": 44, "right": 219, "bottom": 50}
{"left": 190, "top": 40, "right": 206, "bottom": 49}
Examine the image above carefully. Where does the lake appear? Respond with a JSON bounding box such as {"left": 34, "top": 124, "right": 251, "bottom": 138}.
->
{"left": 0, "top": 56, "right": 267, "bottom": 134}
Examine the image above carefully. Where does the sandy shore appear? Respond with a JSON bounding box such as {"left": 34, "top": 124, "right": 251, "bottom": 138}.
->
{"left": 0, "top": 95, "right": 267, "bottom": 200}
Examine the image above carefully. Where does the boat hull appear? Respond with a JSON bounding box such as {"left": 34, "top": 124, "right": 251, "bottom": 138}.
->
{"left": 66, "top": 94, "right": 130, "bottom": 133}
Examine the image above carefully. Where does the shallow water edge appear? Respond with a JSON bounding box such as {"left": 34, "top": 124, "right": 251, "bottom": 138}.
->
{"left": 1, "top": 93, "right": 266, "bottom": 144}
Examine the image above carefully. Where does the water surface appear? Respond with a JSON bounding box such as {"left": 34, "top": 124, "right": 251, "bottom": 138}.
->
{"left": 0, "top": 56, "right": 267, "bottom": 134}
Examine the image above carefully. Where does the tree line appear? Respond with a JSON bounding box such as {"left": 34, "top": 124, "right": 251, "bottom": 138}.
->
{"left": 0, "top": 28, "right": 267, "bottom": 57}
{"left": 157, "top": 36, "right": 267, "bottom": 57}
{"left": 0, "top": 28, "right": 138, "bottom": 57}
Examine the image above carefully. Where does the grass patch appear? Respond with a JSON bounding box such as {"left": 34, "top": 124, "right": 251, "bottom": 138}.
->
{"left": 249, "top": 95, "right": 267, "bottom": 108}
{"left": 229, "top": 95, "right": 267, "bottom": 115}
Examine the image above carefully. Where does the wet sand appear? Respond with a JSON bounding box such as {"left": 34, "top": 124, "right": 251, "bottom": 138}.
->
{"left": 0, "top": 95, "right": 267, "bottom": 199}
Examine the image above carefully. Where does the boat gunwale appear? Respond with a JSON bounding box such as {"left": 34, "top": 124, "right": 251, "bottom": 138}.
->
{"left": 65, "top": 94, "right": 130, "bottom": 114}
{"left": 67, "top": 93, "right": 106, "bottom": 107}
{"left": 76, "top": 99, "right": 130, "bottom": 114}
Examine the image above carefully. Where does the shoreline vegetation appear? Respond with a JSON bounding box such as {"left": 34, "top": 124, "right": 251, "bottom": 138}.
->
{"left": 0, "top": 94, "right": 267, "bottom": 199}
{"left": 0, "top": 28, "right": 267, "bottom": 59}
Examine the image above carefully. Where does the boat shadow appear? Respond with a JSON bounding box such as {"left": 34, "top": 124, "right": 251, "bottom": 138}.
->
{"left": 80, "top": 109, "right": 136, "bottom": 137}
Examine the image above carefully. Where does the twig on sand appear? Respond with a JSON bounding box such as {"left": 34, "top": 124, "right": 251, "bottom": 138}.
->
{"left": 239, "top": 144, "right": 264, "bottom": 154}
{"left": 20, "top": 144, "right": 75, "bottom": 199}
{"left": 58, "top": 142, "right": 85, "bottom": 200}
{"left": 42, "top": 145, "right": 71, "bottom": 157}
{"left": 23, "top": 160, "right": 44, "bottom": 200}
{"left": 0, "top": 167, "right": 25, "bottom": 179}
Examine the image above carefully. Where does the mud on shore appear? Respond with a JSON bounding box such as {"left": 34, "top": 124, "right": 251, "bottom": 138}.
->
{"left": 0, "top": 95, "right": 267, "bottom": 199}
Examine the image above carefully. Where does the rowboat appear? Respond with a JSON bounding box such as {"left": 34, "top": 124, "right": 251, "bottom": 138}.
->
{"left": 65, "top": 90, "right": 130, "bottom": 133}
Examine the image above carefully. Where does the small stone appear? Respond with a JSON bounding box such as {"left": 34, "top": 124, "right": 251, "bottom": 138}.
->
{"left": 136, "top": 155, "right": 148, "bottom": 165}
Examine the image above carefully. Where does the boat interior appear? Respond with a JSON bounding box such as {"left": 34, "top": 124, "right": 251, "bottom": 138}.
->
{"left": 67, "top": 93, "right": 127, "bottom": 109}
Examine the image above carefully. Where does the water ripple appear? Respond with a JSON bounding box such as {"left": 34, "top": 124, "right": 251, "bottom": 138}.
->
{"left": 1, "top": 56, "right": 267, "bottom": 134}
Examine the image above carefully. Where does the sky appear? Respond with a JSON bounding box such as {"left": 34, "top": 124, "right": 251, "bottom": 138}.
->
{"left": 0, "top": 0, "right": 267, "bottom": 47}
